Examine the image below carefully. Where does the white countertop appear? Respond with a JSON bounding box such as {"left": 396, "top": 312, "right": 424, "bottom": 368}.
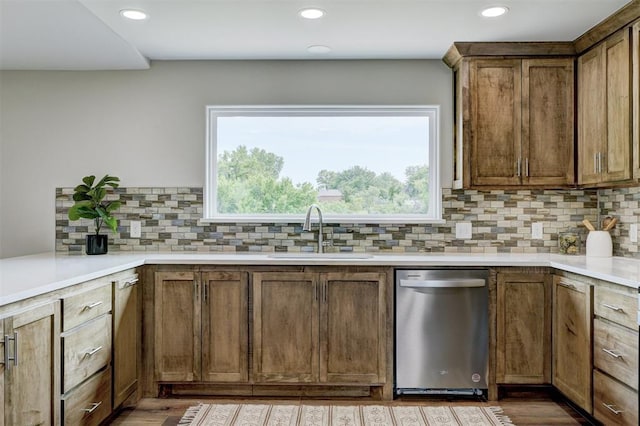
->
{"left": 1, "top": 251, "right": 639, "bottom": 307}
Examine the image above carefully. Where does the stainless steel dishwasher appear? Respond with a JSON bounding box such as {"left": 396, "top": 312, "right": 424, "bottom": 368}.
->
{"left": 395, "top": 269, "right": 488, "bottom": 396}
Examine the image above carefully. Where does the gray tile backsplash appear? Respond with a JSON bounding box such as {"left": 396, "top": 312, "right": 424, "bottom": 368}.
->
{"left": 56, "top": 187, "right": 607, "bottom": 255}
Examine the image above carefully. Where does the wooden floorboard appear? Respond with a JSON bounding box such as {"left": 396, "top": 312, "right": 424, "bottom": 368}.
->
{"left": 109, "top": 395, "right": 593, "bottom": 425}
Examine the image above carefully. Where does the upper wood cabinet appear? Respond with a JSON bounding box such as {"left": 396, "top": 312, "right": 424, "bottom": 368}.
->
{"left": 252, "top": 271, "right": 387, "bottom": 385}
{"left": 445, "top": 45, "right": 575, "bottom": 189}
{"left": 496, "top": 272, "right": 551, "bottom": 384}
{"left": 2, "top": 302, "right": 61, "bottom": 426}
{"left": 578, "top": 27, "right": 633, "bottom": 186}
{"left": 154, "top": 271, "right": 249, "bottom": 383}
{"left": 633, "top": 21, "right": 640, "bottom": 179}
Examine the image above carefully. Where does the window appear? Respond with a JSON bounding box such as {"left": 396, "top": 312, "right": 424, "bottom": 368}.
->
{"left": 205, "top": 106, "right": 440, "bottom": 222}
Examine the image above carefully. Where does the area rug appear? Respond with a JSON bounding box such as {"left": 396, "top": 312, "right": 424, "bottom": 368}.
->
{"left": 178, "top": 404, "right": 515, "bottom": 426}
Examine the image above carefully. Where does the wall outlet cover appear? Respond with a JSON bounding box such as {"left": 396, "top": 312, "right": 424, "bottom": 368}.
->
{"left": 630, "top": 223, "right": 638, "bottom": 243}
{"left": 532, "top": 222, "right": 543, "bottom": 239}
{"left": 455, "top": 222, "right": 472, "bottom": 239}
{"left": 130, "top": 220, "right": 142, "bottom": 238}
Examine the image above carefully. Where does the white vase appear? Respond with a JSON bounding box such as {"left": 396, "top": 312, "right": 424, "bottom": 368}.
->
{"left": 586, "top": 231, "right": 612, "bottom": 257}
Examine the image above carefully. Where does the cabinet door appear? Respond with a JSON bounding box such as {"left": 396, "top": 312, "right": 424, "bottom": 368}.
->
{"left": 522, "top": 59, "right": 574, "bottom": 186}
{"left": 113, "top": 275, "right": 140, "bottom": 407}
{"left": 553, "top": 276, "right": 593, "bottom": 413}
{"left": 253, "top": 272, "right": 319, "bottom": 383}
{"left": 154, "top": 271, "right": 200, "bottom": 382}
{"left": 470, "top": 59, "right": 522, "bottom": 186}
{"left": 578, "top": 44, "right": 607, "bottom": 185}
{"left": 3, "top": 302, "right": 60, "bottom": 426}
{"left": 496, "top": 273, "right": 551, "bottom": 384}
{"left": 201, "top": 271, "right": 248, "bottom": 382}
{"left": 320, "top": 272, "right": 386, "bottom": 384}
{"left": 633, "top": 22, "right": 640, "bottom": 179}
{"left": 603, "top": 29, "right": 632, "bottom": 182}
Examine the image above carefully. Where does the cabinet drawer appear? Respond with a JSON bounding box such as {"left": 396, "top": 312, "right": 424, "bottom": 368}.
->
{"left": 594, "top": 319, "right": 639, "bottom": 390}
{"left": 63, "top": 367, "right": 111, "bottom": 426}
{"left": 63, "top": 283, "right": 112, "bottom": 331}
{"left": 594, "top": 286, "right": 637, "bottom": 329}
{"left": 63, "top": 314, "right": 112, "bottom": 392}
{"left": 593, "top": 370, "right": 638, "bottom": 426}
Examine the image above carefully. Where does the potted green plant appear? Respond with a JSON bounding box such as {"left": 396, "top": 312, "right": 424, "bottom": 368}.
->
{"left": 68, "top": 174, "right": 121, "bottom": 255}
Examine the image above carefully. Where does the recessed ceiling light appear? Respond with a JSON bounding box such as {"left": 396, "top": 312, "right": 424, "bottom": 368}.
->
{"left": 307, "top": 45, "right": 331, "bottom": 54}
{"left": 120, "top": 9, "right": 148, "bottom": 20}
{"left": 299, "top": 8, "right": 325, "bottom": 20}
{"left": 480, "top": 6, "right": 509, "bottom": 18}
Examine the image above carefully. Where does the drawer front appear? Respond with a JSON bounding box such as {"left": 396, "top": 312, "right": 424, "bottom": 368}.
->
{"left": 594, "top": 319, "right": 639, "bottom": 390}
{"left": 594, "top": 286, "right": 637, "bottom": 329}
{"left": 63, "top": 367, "right": 112, "bottom": 426}
{"left": 593, "top": 370, "right": 638, "bottom": 426}
{"left": 63, "top": 314, "right": 112, "bottom": 392}
{"left": 63, "top": 283, "right": 112, "bottom": 331}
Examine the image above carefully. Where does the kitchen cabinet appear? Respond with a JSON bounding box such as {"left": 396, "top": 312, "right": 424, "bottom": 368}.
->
{"left": 1, "top": 302, "right": 61, "bottom": 425}
{"left": 445, "top": 47, "right": 574, "bottom": 189}
{"left": 592, "top": 284, "right": 638, "bottom": 425}
{"left": 552, "top": 275, "right": 593, "bottom": 413}
{"left": 578, "top": 27, "right": 633, "bottom": 185}
{"left": 113, "top": 273, "right": 140, "bottom": 407}
{"left": 253, "top": 271, "right": 386, "bottom": 385}
{"left": 496, "top": 272, "right": 551, "bottom": 384}
{"left": 633, "top": 21, "right": 640, "bottom": 179}
{"left": 61, "top": 282, "right": 113, "bottom": 426}
{"left": 154, "top": 270, "right": 248, "bottom": 383}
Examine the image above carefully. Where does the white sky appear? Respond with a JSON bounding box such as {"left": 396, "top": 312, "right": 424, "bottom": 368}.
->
{"left": 217, "top": 116, "right": 429, "bottom": 186}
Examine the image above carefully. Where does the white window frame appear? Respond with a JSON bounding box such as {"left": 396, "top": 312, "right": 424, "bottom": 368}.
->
{"left": 204, "top": 105, "right": 442, "bottom": 223}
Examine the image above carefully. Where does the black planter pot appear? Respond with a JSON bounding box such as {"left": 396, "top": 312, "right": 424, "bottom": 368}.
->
{"left": 86, "top": 234, "right": 108, "bottom": 255}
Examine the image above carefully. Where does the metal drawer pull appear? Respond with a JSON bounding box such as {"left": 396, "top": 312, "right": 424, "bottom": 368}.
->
{"left": 3, "top": 332, "right": 18, "bottom": 367}
{"left": 123, "top": 277, "right": 139, "bottom": 288}
{"left": 81, "top": 401, "right": 102, "bottom": 414}
{"left": 602, "top": 348, "right": 623, "bottom": 359}
{"left": 602, "top": 303, "right": 624, "bottom": 313}
{"left": 83, "top": 301, "right": 103, "bottom": 310}
{"left": 84, "top": 346, "right": 103, "bottom": 357}
{"left": 558, "top": 282, "right": 577, "bottom": 290}
{"left": 602, "top": 403, "right": 623, "bottom": 415}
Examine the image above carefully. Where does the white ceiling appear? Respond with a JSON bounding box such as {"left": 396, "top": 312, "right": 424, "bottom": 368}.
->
{"left": 0, "top": 0, "right": 632, "bottom": 70}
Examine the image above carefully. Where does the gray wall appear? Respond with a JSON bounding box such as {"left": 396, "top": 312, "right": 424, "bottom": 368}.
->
{"left": 0, "top": 60, "right": 453, "bottom": 258}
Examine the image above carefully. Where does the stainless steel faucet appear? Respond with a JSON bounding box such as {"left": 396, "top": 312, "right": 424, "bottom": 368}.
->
{"left": 303, "top": 204, "right": 324, "bottom": 253}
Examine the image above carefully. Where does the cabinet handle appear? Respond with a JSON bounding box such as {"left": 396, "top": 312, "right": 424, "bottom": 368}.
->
{"left": 81, "top": 401, "right": 103, "bottom": 414}
{"left": 323, "top": 283, "right": 327, "bottom": 303}
{"left": 558, "top": 282, "right": 577, "bottom": 290}
{"left": 602, "top": 303, "right": 624, "bottom": 313}
{"left": 204, "top": 283, "right": 208, "bottom": 303}
{"left": 315, "top": 284, "right": 319, "bottom": 301}
{"left": 83, "top": 301, "right": 103, "bottom": 310}
{"left": 84, "top": 346, "right": 103, "bottom": 357}
{"left": 602, "top": 348, "right": 623, "bottom": 359}
{"left": 525, "top": 158, "right": 529, "bottom": 177}
{"left": 516, "top": 158, "right": 521, "bottom": 177}
{"left": 594, "top": 153, "right": 598, "bottom": 174}
{"left": 122, "top": 277, "right": 139, "bottom": 288}
{"left": 602, "top": 403, "right": 623, "bottom": 415}
{"left": 599, "top": 152, "right": 604, "bottom": 174}
{"left": 3, "top": 332, "right": 18, "bottom": 367}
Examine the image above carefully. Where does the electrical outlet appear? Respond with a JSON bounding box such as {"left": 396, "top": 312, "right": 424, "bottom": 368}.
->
{"left": 532, "top": 222, "right": 543, "bottom": 239}
{"left": 630, "top": 223, "right": 638, "bottom": 243}
{"left": 130, "top": 221, "right": 141, "bottom": 238}
{"left": 456, "top": 222, "right": 472, "bottom": 239}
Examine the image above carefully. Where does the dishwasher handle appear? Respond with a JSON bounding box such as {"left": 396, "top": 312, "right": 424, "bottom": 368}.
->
{"left": 399, "top": 278, "right": 485, "bottom": 288}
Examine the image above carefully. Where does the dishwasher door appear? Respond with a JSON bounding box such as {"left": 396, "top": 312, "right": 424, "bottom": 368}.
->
{"left": 395, "top": 269, "right": 488, "bottom": 394}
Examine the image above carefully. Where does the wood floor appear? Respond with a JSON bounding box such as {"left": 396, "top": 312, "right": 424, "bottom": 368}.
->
{"left": 109, "top": 393, "right": 594, "bottom": 425}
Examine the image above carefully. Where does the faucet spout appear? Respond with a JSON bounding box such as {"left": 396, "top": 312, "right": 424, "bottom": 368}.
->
{"left": 303, "top": 204, "right": 324, "bottom": 253}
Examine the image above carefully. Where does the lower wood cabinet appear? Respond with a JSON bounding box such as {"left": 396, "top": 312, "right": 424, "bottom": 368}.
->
{"left": 1, "top": 302, "right": 61, "bottom": 426}
{"left": 495, "top": 271, "right": 551, "bottom": 384}
{"left": 552, "top": 275, "right": 593, "bottom": 413}
{"left": 113, "top": 273, "right": 141, "bottom": 407}
{"left": 154, "top": 270, "right": 249, "bottom": 383}
{"left": 252, "top": 271, "right": 387, "bottom": 385}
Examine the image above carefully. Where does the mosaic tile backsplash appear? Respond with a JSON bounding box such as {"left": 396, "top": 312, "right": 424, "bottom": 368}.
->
{"left": 56, "top": 187, "right": 605, "bottom": 255}
{"left": 599, "top": 186, "right": 640, "bottom": 258}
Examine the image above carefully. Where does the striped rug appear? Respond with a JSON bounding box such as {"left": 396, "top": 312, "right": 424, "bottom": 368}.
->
{"left": 178, "top": 404, "right": 515, "bottom": 425}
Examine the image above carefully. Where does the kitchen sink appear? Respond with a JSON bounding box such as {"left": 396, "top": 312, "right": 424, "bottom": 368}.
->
{"left": 268, "top": 253, "right": 374, "bottom": 259}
